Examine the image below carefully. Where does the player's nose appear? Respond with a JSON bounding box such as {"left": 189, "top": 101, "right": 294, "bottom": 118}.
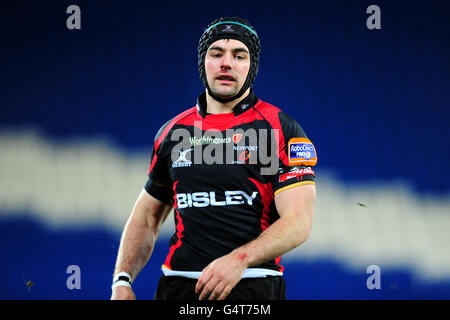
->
{"left": 220, "top": 52, "right": 233, "bottom": 69}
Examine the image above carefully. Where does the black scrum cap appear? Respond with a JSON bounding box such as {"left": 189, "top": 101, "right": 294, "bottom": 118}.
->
{"left": 198, "top": 17, "right": 261, "bottom": 103}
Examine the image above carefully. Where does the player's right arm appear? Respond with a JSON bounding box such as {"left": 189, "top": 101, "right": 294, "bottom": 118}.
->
{"left": 111, "top": 188, "right": 172, "bottom": 300}
{"left": 111, "top": 117, "right": 178, "bottom": 299}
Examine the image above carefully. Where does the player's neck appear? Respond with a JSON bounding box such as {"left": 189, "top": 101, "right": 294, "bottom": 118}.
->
{"left": 206, "top": 88, "right": 250, "bottom": 115}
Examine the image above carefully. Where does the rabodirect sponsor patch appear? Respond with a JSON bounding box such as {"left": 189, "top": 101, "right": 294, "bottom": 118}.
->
{"left": 288, "top": 137, "right": 317, "bottom": 166}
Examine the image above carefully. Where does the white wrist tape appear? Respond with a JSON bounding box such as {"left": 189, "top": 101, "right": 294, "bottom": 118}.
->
{"left": 111, "top": 280, "right": 132, "bottom": 290}
{"left": 112, "top": 272, "right": 133, "bottom": 290}
{"left": 113, "top": 272, "right": 133, "bottom": 284}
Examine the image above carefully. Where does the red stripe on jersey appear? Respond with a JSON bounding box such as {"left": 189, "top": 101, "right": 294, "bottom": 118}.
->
{"left": 275, "top": 256, "right": 284, "bottom": 272}
{"left": 147, "top": 153, "right": 158, "bottom": 175}
{"left": 148, "top": 107, "right": 197, "bottom": 175}
{"left": 248, "top": 178, "right": 285, "bottom": 273}
{"left": 176, "top": 101, "right": 265, "bottom": 131}
{"left": 155, "top": 107, "right": 197, "bottom": 151}
{"left": 253, "top": 102, "right": 289, "bottom": 166}
{"left": 248, "top": 178, "right": 273, "bottom": 232}
{"left": 163, "top": 181, "right": 182, "bottom": 269}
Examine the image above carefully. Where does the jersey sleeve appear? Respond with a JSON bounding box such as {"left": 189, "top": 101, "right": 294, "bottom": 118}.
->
{"left": 272, "top": 111, "right": 317, "bottom": 196}
{"left": 144, "top": 120, "right": 174, "bottom": 204}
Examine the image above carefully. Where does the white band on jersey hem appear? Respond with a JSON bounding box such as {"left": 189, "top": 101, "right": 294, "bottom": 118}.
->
{"left": 161, "top": 265, "right": 282, "bottom": 279}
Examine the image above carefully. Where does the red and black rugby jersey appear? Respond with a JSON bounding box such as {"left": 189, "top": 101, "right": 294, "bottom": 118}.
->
{"left": 145, "top": 90, "right": 317, "bottom": 273}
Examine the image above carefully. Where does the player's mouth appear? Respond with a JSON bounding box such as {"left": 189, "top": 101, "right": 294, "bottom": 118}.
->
{"left": 216, "top": 75, "right": 235, "bottom": 85}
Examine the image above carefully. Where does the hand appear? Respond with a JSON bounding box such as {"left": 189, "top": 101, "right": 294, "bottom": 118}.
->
{"left": 111, "top": 285, "right": 136, "bottom": 300}
{"left": 195, "top": 252, "right": 248, "bottom": 300}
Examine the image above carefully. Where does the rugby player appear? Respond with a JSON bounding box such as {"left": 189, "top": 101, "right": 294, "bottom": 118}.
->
{"left": 111, "top": 17, "right": 317, "bottom": 300}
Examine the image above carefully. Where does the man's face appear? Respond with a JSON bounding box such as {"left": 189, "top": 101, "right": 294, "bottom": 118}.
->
{"left": 204, "top": 39, "right": 251, "bottom": 100}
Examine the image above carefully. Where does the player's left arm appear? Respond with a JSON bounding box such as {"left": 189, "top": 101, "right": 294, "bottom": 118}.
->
{"left": 195, "top": 183, "right": 316, "bottom": 300}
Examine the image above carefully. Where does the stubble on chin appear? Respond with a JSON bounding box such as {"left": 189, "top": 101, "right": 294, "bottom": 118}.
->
{"left": 209, "top": 83, "right": 239, "bottom": 99}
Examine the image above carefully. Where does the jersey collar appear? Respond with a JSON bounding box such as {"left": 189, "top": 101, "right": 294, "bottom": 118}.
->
{"left": 196, "top": 89, "right": 259, "bottom": 118}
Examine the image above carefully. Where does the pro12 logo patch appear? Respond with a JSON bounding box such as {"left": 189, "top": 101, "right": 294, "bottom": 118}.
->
{"left": 288, "top": 137, "right": 317, "bottom": 166}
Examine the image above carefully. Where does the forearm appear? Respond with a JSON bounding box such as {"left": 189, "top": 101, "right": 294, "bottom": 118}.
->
{"left": 111, "top": 190, "right": 171, "bottom": 300}
{"left": 196, "top": 213, "right": 312, "bottom": 300}
{"left": 196, "top": 185, "right": 315, "bottom": 300}
{"left": 113, "top": 189, "right": 171, "bottom": 281}
{"left": 113, "top": 215, "right": 158, "bottom": 280}
{"left": 232, "top": 212, "right": 312, "bottom": 269}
